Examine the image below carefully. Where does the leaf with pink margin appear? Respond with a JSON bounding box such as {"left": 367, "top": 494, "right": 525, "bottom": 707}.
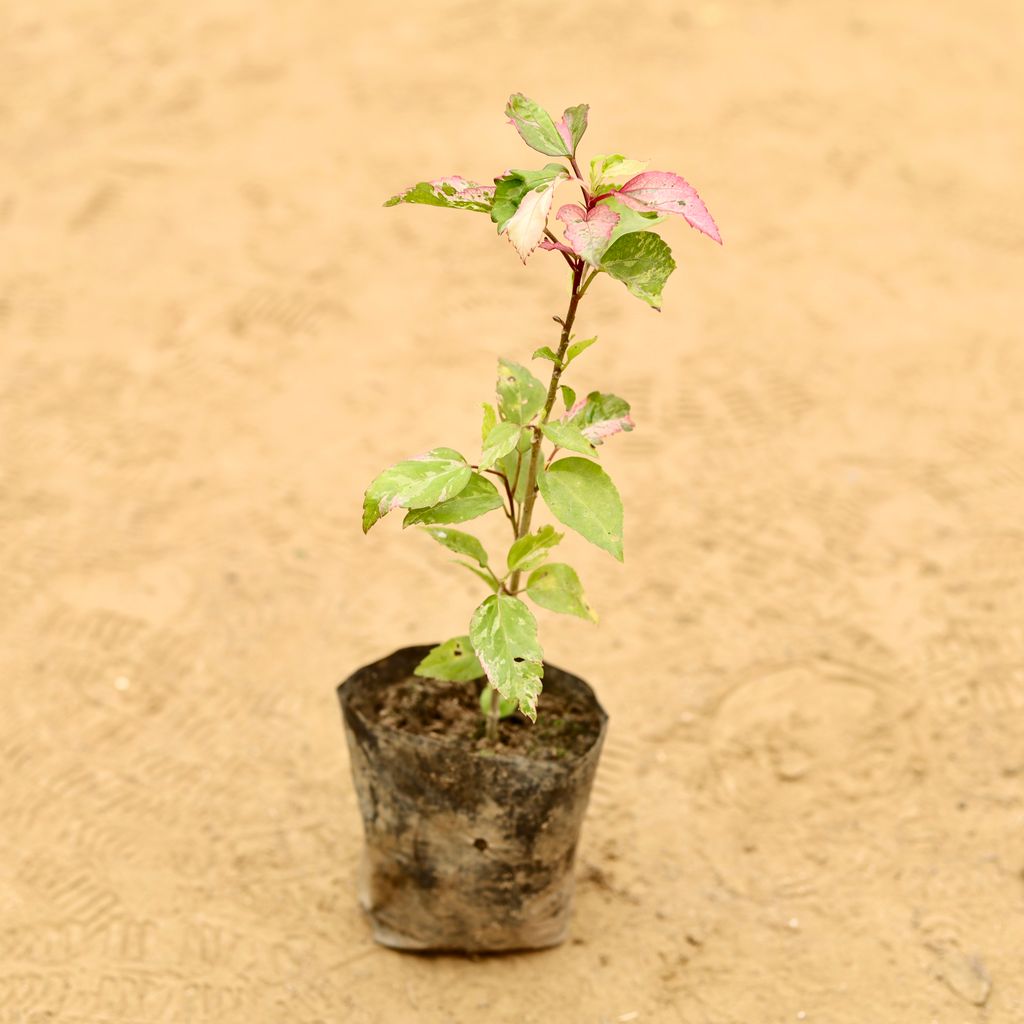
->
{"left": 384, "top": 176, "right": 495, "bottom": 214}
{"left": 614, "top": 171, "right": 721, "bottom": 243}
{"left": 555, "top": 104, "right": 589, "bottom": 155}
{"left": 565, "top": 392, "right": 635, "bottom": 445}
{"left": 556, "top": 203, "right": 620, "bottom": 267}
{"left": 503, "top": 177, "right": 565, "bottom": 261}
{"left": 540, "top": 238, "right": 573, "bottom": 255}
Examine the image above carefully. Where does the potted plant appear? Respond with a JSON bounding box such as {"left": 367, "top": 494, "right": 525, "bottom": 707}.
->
{"left": 339, "top": 94, "right": 720, "bottom": 952}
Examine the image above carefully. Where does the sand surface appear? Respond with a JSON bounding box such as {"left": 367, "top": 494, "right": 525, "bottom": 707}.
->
{"left": 2, "top": 1, "right": 1023, "bottom": 1021}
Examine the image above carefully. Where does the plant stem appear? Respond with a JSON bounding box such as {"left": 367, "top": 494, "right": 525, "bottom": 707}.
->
{"left": 485, "top": 259, "right": 587, "bottom": 745}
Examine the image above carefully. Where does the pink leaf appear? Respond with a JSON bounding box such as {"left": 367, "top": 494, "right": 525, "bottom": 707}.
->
{"left": 556, "top": 203, "right": 620, "bottom": 266}
{"left": 615, "top": 171, "right": 721, "bottom": 243}
{"left": 540, "top": 238, "right": 573, "bottom": 254}
{"left": 429, "top": 176, "right": 496, "bottom": 202}
{"left": 582, "top": 414, "right": 635, "bottom": 442}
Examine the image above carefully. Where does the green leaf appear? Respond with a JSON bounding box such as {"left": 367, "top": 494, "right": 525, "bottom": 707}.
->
{"left": 599, "top": 231, "right": 676, "bottom": 310}
{"left": 363, "top": 448, "right": 472, "bottom": 533}
{"left": 480, "top": 421, "right": 523, "bottom": 471}
{"left": 532, "top": 345, "right": 560, "bottom": 365}
{"left": 541, "top": 422, "right": 598, "bottom": 458}
{"left": 538, "top": 457, "right": 624, "bottom": 560}
{"left": 454, "top": 559, "right": 500, "bottom": 591}
{"left": 403, "top": 472, "right": 503, "bottom": 527}
{"left": 564, "top": 336, "right": 597, "bottom": 366}
{"left": 560, "top": 384, "right": 577, "bottom": 410}
{"left": 384, "top": 177, "right": 494, "bottom": 214}
{"left": 415, "top": 636, "right": 485, "bottom": 682}
{"left": 481, "top": 403, "right": 497, "bottom": 444}
{"left": 589, "top": 154, "right": 649, "bottom": 193}
{"left": 421, "top": 526, "right": 489, "bottom": 567}
{"left": 491, "top": 164, "right": 569, "bottom": 232}
{"left": 507, "top": 524, "right": 563, "bottom": 574}
{"left": 601, "top": 196, "right": 666, "bottom": 247}
{"left": 505, "top": 94, "right": 571, "bottom": 157}
{"left": 497, "top": 358, "right": 546, "bottom": 424}
{"left": 567, "top": 391, "right": 635, "bottom": 444}
{"left": 496, "top": 427, "right": 534, "bottom": 504}
{"left": 526, "top": 563, "right": 597, "bottom": 622}
{"left": 479, "top": 687, "right": 518, "bottom": 718}
{"left": 560, "top": 104, "right": 589, "bottom": 154}
{"left": 469, "top": 594, "right": 544, "bottom": 720}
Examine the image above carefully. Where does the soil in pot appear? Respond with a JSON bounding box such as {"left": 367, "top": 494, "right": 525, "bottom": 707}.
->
{"left": 338, "top": 645, "right": 607, "bottom": 953}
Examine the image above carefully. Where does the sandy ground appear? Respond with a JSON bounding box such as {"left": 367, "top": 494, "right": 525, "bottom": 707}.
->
{"left": 2, "top": 1, "right": 1023, "bottom": 1021}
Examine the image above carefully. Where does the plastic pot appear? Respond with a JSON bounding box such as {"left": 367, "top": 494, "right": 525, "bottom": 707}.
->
{"left": 337, "top": 644, "right": 607, "bottom": 952}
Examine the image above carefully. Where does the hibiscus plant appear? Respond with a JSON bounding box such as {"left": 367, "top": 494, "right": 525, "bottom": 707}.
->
{"left": 363, "top": 94, "right": 720, "bottom": 740}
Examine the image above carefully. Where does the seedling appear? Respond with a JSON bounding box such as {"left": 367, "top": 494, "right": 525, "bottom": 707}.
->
{"left": 363, "top": 94, "right": 720, "bottom": 740}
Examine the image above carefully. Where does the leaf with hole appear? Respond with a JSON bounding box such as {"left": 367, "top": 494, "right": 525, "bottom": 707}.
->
{"left": 496, "top": 358, "right": 546, "bottom": 424}
{"left": 469, "top": 594, "right": 544, "bottom": 720}
{"left": 415, "top": 636, "right": 485, "bottom": 682}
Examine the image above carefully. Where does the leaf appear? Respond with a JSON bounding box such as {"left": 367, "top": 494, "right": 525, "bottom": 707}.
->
{"left": 589, "top": 154, "right": 649, "bottom": 193}
{"left": 504, "top": 178, "right": 563, "bottom": 261}
{"left": 480, "top": 421, "right": 523, "bottom": 471}
{"left": 538, "top": 458, "right": 624, "bottom": 560}
{"left": 599, "top": 231, "right": 676, "bottom": 310}
{"left": 532, "top": 345, "right": 560, "bottom": 364}
{"left": 497, "top": 358, "right": 546, "bottom": 424}
{"left": 497, "top": 427, "right": 534, "bottom": 503}
{"left": 556, "top": 103, "right": 589, "bottom": 155}
{"left": 567, "top": 391, "right": 635, "bottom": 444}
{"left": 601, "top": 196, "right": 666, "bottom": 246}
{"left": 479, "top": 687, "right": 518, "bottom": 718}
{"left": 491, "top": 164, "right": 568, "bottom": 231}
{"left": 421, "top": 526, "right": 489, "bottom": 567}
{"left": 556, "top": 203, "right": 620, "bottom": 266}
{"left": 415, "top": 636, "right": 485, "bottom": 682}
{"left": 481, "top": 403, "right": 497, "bottom": 444}
{"left": 614, "top": 171, "right": 722, "bottom": 243}
{"left": 526, "top": 563, "right": 597, "bottom": 622}
{"left": 403, "top": 472, "right": 503, "bottom": 527}
{"left": 507, "top": 524, "right": 563, "bottom": 574}
{"left": 564, "top": 336, "right": 597, "bottom": 366}
{"left": 385, "top": 177, "right": 495, "bottom": 214}
{"left": 560, "top": 384, "right": 577, "bottom": 410}
{"left": 505, "top": 93, "right": 573, "bottom": 157}
{"left": 542, "top": 421, "right": 598, "bottom": 458}
{"left": 454, "top": 559, "right": 500, "bottom": 592}
{"left": 469, "top": 594, "right": 544, "bottom": 720}
{"left": 363, "top": 448, "right": 472, "bottom": 533}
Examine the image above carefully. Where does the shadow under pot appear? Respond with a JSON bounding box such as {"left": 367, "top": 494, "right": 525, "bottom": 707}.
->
{"left": 337, "top": 644, "right": 608, "bottom": 953}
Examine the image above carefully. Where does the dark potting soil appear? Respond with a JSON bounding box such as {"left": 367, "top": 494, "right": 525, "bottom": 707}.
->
{"left": 369, "top": 675, "right": 601, "bottom": 762}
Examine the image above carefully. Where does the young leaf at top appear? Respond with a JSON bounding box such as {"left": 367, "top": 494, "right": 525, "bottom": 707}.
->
{"left": 564, "top": 336, "right": 597, "bottom": 367}
{"left": 526, "top": 563, "right": 597, "bottom": 622}
{"left": 556, "top": 103, "right": 589, "bottom": 155}
{"left": 556, "top": 203, "right": 620, "bottom": 267}
{"left": 469, "top": 594, "right": 544, "bottom": 720}
{"left": 614, "top": 171, "right": 722, "bottom": 243}
{"left": 599, "top": 231, "right": 677, "bottom": 310}
{"left": 421, "top": 526, "right": 489, "bottom": 567}
{"left": 363, "top": 448, "right": 472, "bottom": 533}
{"left": 507, "top": 524, "right": 563, "bottom": 574}
{"left": 505, "top": 94, "right": 587, "bottom": 158}
{"left": 497, "top": 358, "right": 546, "bottom": 424}
{"left": 589, "top": 154, "right": 649, "bottom": 194}
{"left": 415, "top": 636, "right": 485, "bottom": 682}
{"left": 542, "top": 421, "right": 598, "bottom": 458}
{"left": 481, "top": 402, "right": 497, "bottom": 443}
{"left": 385, "top": 177, "right": 495, "bottom": 214}
{"left": 480, "top": 421, "right": 522, "bottom": 471}
{"left": 537, "top": 458, "right": 624, "bottom": 561}
{"left": 491, "top": 165, "right": 568, "bottom": 232}
{"left": 566, "top": 391, "right": 635, "bottom": 444}
{"left": 403, "top": 472, "right": 503, "bottom": 527}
